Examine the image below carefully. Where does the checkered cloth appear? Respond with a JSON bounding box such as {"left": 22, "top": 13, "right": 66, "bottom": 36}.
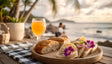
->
{"left": 0, "top": 42, "right": 104, "bottom": 64}
{"left": 0, "top": 42, "right": 32, "bottom": 51}
{"left": 0, "top": 42, "right": 43, "bottom": 64}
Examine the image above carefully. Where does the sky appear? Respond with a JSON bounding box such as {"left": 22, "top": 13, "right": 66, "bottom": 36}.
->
{"left": 22, "top": 0, "right": 112, "bottom": 23}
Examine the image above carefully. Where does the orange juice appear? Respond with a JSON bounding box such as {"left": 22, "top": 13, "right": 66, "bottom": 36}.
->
{"left": 31, "top": 21, "right": 46, "bottom": 36}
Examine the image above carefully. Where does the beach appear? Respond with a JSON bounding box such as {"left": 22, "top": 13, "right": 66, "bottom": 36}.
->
{"left": 25, "top": 22, "right": 112, "bottom": 42}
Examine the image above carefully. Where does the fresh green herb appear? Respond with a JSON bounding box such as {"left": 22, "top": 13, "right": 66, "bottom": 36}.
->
{"left": 80, "top": 40, "right": 84, "bottom": 44}
{"left": 18, "top": 17, "right": 25, "bottom": 23}
{"left": 8, "top": 16, "right": 25, "bottom": 23}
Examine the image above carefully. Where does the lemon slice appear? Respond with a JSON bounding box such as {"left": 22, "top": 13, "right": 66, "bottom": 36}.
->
{"left": 80, "top": 36, "right": 86, "bottom": 42}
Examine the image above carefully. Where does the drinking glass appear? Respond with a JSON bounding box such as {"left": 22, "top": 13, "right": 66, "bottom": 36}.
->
{"left": 31, "top": 18, "right": 46, "bottom": 41}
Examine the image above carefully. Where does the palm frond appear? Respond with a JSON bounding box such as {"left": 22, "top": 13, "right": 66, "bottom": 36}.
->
{"left": 66, "top": 0, "right": 80, "bottom": 14}
{"left": 74, "top": 0, "right": 80, "bottom": 13}
{"left": 49, "top": 0, "right": 57, "bottom": 17}
{"left": 74, "top": 0, "right": 80, "bottom": 10}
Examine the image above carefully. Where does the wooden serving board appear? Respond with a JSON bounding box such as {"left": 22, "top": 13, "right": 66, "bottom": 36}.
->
{"left": 31, "top": 47, "right": 103, "bottom": 64}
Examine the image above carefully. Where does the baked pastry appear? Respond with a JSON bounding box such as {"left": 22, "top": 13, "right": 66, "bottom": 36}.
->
{"left": 56, "top": 43, "right": 78, "bottom": 59}
{"left": 91, "top": 43, "right": 98, "bottom": 53}
{"left": 35, "top": 40, "right": 60, "bottom": 54}
{"left": 82, "top": 40, "right": 96, "bottom": 58}
{"left": 72, "top": 36, "right": 86, "bottom": 58}
{"left": 48, "top": 37, "right": 70, "bottom": 46}
{"left": 72, "top": 36, "right": 97, "bottom": 58}
{"left": 76, "top": 43, "right": 86, "bottom": 57}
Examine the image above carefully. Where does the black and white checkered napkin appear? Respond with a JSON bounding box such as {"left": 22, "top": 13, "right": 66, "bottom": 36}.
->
{"left": 0, "top": 42, "right": 43, "bottom": 64}
{"left": 0, "top": 42, "right": 103, "bottom": 64}
{"left": 0, "top": 42, "right": 32, "bottom": 51}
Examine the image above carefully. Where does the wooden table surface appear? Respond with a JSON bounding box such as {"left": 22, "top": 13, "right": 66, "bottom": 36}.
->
{"left": 0, "top": 39, "right": 112, "bottom": 64}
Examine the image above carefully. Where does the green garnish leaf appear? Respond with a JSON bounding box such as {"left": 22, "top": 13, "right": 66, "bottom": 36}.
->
{"left": 80, "top": 40, "right": 84, "bottom": 44}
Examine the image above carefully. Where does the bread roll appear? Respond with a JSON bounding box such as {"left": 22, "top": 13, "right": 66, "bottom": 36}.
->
{"left": 35, "top": 40, "right": 60, "bottom": 54}
{"left": 48, "top": 37, "right": 70, "bottom": 46}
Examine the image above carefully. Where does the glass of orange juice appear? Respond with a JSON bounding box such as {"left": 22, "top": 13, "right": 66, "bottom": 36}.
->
{"left": 31, "top": 18, "right": 46, "bottom": 41}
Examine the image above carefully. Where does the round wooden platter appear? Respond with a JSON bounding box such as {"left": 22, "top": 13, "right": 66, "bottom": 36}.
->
{"left": 31, "top": 47, "right": 103, "bottom": 64}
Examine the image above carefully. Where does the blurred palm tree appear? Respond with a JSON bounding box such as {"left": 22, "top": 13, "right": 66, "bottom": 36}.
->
{"left": 20, "top": 0, "right": 32, "bottom": 18}
{"left": 49, "top": 0, "right": 80, "bottom": 17}
{"left": 0, "top": 0, "right": 80, "bottom": 23}
{"left": 23, "top": 0, "right": 38, "bottom": 23}
{"left": 0, "top": 0, "right": 39, "bottom": 23}
{"left": 0, "top": 0, "right": 12, "bottom": 22}
{"left": 23, "top": 0, "right": 80, "bottom": 22}
{"left": 15, "top": 0, "right": 21, "bottom": 21}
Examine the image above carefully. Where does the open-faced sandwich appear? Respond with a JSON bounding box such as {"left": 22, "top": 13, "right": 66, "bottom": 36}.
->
{"left": 56, "top": 43, "right": 78, "bottom": 59}
{"left": 35, "top": 36, "right": 98, "bottom": 58}
{"left": 72, "top": 36, "right": 98, "bottom": 58}
{"left": 72, "top": 36, "right": 86, "bottom": 58}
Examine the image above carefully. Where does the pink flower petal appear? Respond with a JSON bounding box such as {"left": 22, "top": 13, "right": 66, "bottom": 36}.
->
{"left": 87, "top": 40, "right": 90, "bottom": 43}
{"left": 86, "top": 40, "right": 95, "bottom": 48}
{"left": 69, "top": 46, "right": 74, "bottom": 51}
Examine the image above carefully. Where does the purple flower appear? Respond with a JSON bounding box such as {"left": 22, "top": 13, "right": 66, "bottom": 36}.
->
{"left": 87, "top": 40, "right": 90, "bottom": 43}
{"left": 63, "top": 46, "right": 74, "bottom": 56}
{"left": 86, "top": 40, "right": 95, "bottom": 49}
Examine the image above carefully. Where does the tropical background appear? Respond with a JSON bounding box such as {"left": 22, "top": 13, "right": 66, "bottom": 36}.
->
{"left": 0, "top": 1, "right": 112, "bottom": 64}
{"left": 26, "top": 0, "right": 112, "bottom": 43}
{"left": 29, "top": 0, "right": 112, "bottom": 22}
{"left": 0, "top": 0, "right": 112, "bottom": 46}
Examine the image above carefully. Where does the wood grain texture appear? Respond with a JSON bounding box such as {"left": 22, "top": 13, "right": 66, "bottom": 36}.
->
{"left": 0, "top": 39, "right": 112, "bottom": 64}
{"left": 0, "top": 53, "right": 19, "bottom": 64}
{"left": 31, "top": 46, "right": 103, "bottom": 64}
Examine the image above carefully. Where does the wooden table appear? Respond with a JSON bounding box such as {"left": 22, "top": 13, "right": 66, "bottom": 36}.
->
{"left": 0, "top": 39, "right": 112, "bottom": 64}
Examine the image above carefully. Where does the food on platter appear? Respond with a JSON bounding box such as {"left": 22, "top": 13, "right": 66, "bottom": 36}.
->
{"left": 76, "top": 43, "right": 86, "bottom": 58}
{"left": 56, "top": 43, "right": 78, "bottom": 59}
{"left": 32, "top": 36, "right": 102, "bottom": 64}
{"left": 82, "top": 40, "right": 98, "bottom": 57}
{"left": 91, "top": 43, "right": 98, "bottom": 53}
{"left": 48, "top": 37, "right": 70, "bottom": 46}
{"left": 72, "top": 36, "right": 98, "bottom": 58}
{"left": 72, "top": 36, "right": 86, "bottom": 57}
{"left": 34, "top": 36, "right": 98, "bottom": 58}
{"left": 35, "top": 40, "right": 60, "bottom": 54}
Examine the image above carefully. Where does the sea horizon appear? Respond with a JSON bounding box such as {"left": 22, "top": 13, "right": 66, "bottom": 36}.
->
{"left": 25, "top": 22, "right": 112, "bottom": 42}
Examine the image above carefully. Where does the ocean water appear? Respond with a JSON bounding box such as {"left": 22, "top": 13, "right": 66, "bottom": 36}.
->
{"left": 25, "top": 22, "right": 112, "bottom": 42}
{"left": 52, "top": 22, "right": 112, "bottom": 42}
